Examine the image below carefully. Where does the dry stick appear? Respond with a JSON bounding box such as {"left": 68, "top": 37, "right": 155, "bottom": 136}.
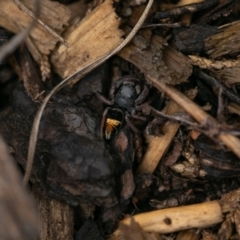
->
{"left": 137, "top": 101, "right": 181, "bottom": 174}
{"left": 0, "top": 0, "right": 40, "bottom": 63}
{"left": 110, "top": 201, "right": 223, "bottom": 238}
{"left": 146, "top": 75, "right": 240, "bottom": 158}
{"left": 14, "top": 0, "right": 68, "bottom": 47}
{"left": 23, "top": 0, "right": 154, "bottom": 186}
{"left": 137, "top": 89, "right": 197, "bottom": 174}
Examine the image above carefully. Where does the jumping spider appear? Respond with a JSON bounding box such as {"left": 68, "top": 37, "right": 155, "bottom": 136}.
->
{"left": 96, "top": 76, "right": 150, "bottom": 139}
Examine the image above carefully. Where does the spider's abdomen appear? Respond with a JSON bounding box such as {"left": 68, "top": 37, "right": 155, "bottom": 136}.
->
{"left": 114, "top": 84, "right": 136, "bottom": 110}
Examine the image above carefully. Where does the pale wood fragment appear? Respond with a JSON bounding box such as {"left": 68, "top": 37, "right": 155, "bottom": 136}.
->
{"left": 137, "top": 101, "right": 182, "bottom": 174}
{"left": 205, "top": 20, "right": 240, "bottom": 59}
{"left": 0, "top": 0, "right": 70, "bottom": 80}
{"left": 137, "top": 89, "right": 197, "bottom": 174}
{"left": 0, "top": 0, "right": 71, "bottom": 56}
{"left": 109, "top": 201, "right": 223, "bottom": 238}
{"left": 51, "top": 0, "right": 123, "bottom": 78}
{"left": 227, "top": 102, "right": 240, "bottom": 116}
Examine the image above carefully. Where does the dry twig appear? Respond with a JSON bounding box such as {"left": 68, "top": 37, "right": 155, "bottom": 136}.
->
{"left": 110, "top": 201, "right": 223, "bottom": 238}
{"left": 146, "top": 75, "right": 240, "bottom": 158}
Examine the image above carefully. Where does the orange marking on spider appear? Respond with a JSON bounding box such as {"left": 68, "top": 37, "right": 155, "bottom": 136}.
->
{"left": 105, "top": 118, "right": 121, "bottom": 139}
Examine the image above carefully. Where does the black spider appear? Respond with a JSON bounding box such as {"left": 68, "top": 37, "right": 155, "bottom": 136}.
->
{"left": 96, "top": 76, "right": 150, "bottom": 139}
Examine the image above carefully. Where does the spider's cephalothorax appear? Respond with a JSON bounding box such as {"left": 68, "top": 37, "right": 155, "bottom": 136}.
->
{"left": 96, "top": 76, "right": 150, "bottom": 139}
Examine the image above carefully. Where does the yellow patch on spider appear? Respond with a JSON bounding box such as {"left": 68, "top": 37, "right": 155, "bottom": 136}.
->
{"left": 105, "top": 118, "right": 121, "bottom": 139}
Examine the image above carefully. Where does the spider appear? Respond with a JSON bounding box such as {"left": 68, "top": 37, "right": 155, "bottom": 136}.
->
{"left": 96, "top": 76, "right": 150, "bottom": 139}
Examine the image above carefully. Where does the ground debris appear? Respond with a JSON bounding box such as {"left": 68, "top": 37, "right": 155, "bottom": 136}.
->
{"left": 0, "top": 0, "right": 240, "bottom": 239}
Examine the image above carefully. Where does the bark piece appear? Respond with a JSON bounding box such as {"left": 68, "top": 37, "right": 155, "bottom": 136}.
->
{"left": 0, "top": 135, "right": 39, "bottom": 240}
{"left": 0, "top": 87, "right": 117, "bottom": 207}
{"left": 118, "top": 29, "right": 192, "bottom": 85}
{"left": 19, "top": 44, "right": 44, "bottom": 100}
{"left": 51, "top": 0, "right": 123, "bottom": 78}
{"left": 173, "top": 25, "right": 217, "bottom": 54}
{"left": 194, "top": 134, "right": 240, "bottom": 178}
{"left": 33, "top": 189, "right": 74, "bottom": 240}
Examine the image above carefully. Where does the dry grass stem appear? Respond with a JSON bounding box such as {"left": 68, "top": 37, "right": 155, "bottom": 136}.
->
{"left": 189, "top": 55, "right": 239, "bottom": 70}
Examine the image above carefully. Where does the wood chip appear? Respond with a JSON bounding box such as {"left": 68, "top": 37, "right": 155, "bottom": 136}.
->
{"left": 0, "top": 0, "right": 71, "bottom": 55}
{"left": 205, "top": 20, "right": 240, "bottom": 59}
{"left": 33, "top": 189, "right": 74, "bottom": 240}
{"left": 118, "top": 29, "right": 192, "bottom": 85}
{"left": 51, "top": 0, "right": 123, "bottom": 79}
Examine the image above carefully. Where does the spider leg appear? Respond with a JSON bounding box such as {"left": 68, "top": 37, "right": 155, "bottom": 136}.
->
{"left": 101, "top": 107, "right": 111, "bottom": 138}
{"left": 125, "top": 114, "right": 141, "bottom": 133}
{"left": 109, "top": 81, "right": 118, "bottom": 99}
{"left": 131, "top": 109, "right": 147, "bottom": 121}
{"left": 135, "top": 84, "right": 150, "bottom": 105}
{"left": 95, "top": 91, "right": 113, "bottom": 105}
